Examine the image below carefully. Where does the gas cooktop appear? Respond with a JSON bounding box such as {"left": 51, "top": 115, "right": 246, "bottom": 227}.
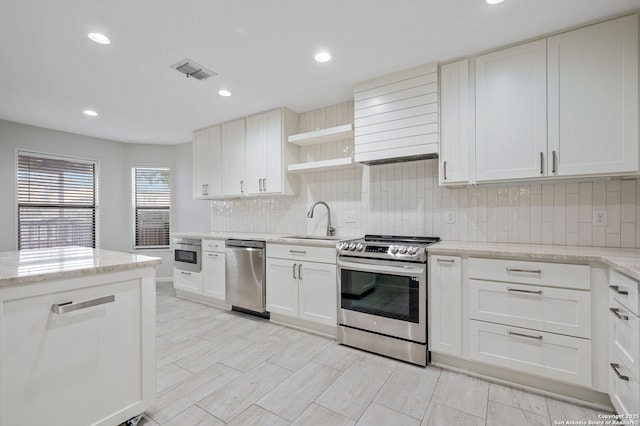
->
{"left": 336, "top": 234, "right": 440, "bottom": 262}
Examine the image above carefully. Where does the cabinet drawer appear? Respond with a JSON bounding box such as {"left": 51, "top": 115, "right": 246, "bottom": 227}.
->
{"left": 203, "top": 239, "right": 225, "bottom": 252}
{"left": 609, "top": 355, "right": 640, "bottom": 418}
{"left": 469, "top": 320, "right": 592, "bottom": 387}
{"left": 610, "top": 269, "right": 640, "bottom": 316}
{"left": 267, "top": 243, "right": 336, "bottom": 263}
{"left": 469, "top": 279, "right": 591, "bottom": 338}
{"left": 468, "top": 258, "right": 590, "bottom": 290}
{"left": 173, "top": 269, "right": 202, "bottom": 294}
{"left": 610, "top": 298, "right": 640, "bottom": 382}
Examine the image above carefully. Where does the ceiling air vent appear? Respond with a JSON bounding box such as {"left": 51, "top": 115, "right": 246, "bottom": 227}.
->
{"left": 171, "top": 59, "right": 217, "bottom": 80}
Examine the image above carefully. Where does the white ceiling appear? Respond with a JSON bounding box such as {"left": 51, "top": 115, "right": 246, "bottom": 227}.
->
{"left": 1, "top": 0, "right": 639, "bottom": 145}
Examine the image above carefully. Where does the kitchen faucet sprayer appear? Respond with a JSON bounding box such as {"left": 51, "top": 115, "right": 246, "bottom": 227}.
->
{"left": 307, "top": 201, "right": 335, "bottom": 236}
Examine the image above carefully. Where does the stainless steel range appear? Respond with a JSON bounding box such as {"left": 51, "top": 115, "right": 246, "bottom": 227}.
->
{"left": 336, "top": 235, "right": 440, "bottom": 366}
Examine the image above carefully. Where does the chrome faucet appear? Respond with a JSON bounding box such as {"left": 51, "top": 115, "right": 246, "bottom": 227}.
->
{"left": 307, "top": 201, "right": 335, "bottom": 236}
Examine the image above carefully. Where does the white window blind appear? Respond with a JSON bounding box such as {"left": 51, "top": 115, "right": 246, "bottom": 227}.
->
{"left": 17, "top": 152, "right": 97, "bottom": 250}
{"left": 132, "top": 166, "right": 170, "bottom": 249}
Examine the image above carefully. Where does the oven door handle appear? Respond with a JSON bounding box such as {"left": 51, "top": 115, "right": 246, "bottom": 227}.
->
{"left": 337, "top": 258, "right": 425, "bottom": 275}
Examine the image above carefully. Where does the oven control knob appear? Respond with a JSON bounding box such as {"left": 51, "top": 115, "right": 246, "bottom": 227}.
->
{"left": 407, "top": 246, "right": 417, "bottom": 255}
{"left": 340, "top": 242, "right": 349, "bottom": 250}
{"left": 356, "top": 243, "right": 364, "bottom": 251}
{"left": 389, "top": 245, "right": 398, "bottom": 254}
{"left": 398, "top": 246, "right": 407, "bottom": 254}
{"left": 348, "top": 243, "right": 357, "bottom": 251}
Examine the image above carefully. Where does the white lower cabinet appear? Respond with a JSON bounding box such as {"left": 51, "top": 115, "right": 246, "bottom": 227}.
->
{"left": 429, "top": 255, "right": 462, "bottom": 356}
{"left": 609, "top": 270, "right": 640, "bottom": 416}
{"left": 266, "top": 244, "right": 337, "bottom": 329}
{"left": 469, "top": 320, "right": 592, "bottom": 387}
{"left": 202, "top": 239, "right": 225, "bottom": 301}
{"left": 173, "top": 269, "right": 202, "bottom": 294}
{"left": 0, "top": 268, "right": 156, "bottom": 426}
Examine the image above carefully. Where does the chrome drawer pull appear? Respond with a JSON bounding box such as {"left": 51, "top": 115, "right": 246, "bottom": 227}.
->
{"left": 610, "top": 285, "right": 629, "bottom": 296}
{"left": 610, "top": 307, "right": 629, "bottom": 321}
{"left": 181, "top": 271, "right": 191, "bottom": 275}
{"left": 293, "top": 263, "right": 297, "bottom": 279}
{"left": 610, "top": 363, "right": 630, "bottom": 381}
{"left": 506, "top": 267, "right": 542, "bottom": 274}
{"left": 289, "top": 250, "right": 307, "bottom": 255}
{"left": 507, "top": 330, "right": 543, "bottom": 340}
{"left": 437, "top": 258, "right": 455, "bottom": 264}
{"left": 507, "top": 287, "right": 543, "bottom": 295}
{"left": 298, "top": 264, "right": 303, "bottom": 279}
{"left": 52, "top": 295, "right": 115, "bottom": 314}
{"left": 208, "top": 253, "right": 219, "bottom": 257}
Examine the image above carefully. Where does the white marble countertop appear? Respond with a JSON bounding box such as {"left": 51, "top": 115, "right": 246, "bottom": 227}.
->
{"left": 173, "top": 232, "right": 354, "bottom": 248}
{"left": 0, "top": 246, "right": 162, "bottom": 288}
{"left": 429, "top": 240, "right": 640, "bottom": 281}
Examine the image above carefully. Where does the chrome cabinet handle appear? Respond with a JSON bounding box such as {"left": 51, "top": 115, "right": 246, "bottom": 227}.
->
{"left": 507, "top": 330, "right": 543, "bottom": 340}
{"left": 552, "top": 150, "right": 557, "bottom": 173}
{"left": 240, "top": 180, "right": 244, "bottom": 193}
{"left": 52, "top": 295, "right": 115, "bottom": 314}
{"left": 610, "top": 285, "right": 629, "bottom": 295}
{"left": 506, "top": 267, "right": 542, "bottom": 274}
{"left": 181, "top": 271, "right": 192, "bottom": 275}
{"left": 610, "top": 307, "right": 629, "bottom": 321}
{"left": 540, "top": 152, "right": 544, "bottom": 174}
{"left": 208, "top": 253, "right": 219, "bottom": 257}
{"left": 443, "top": 161, "right": 447, "bottom": 180}
{"left": 293, "top": 263, "right": 297, "bottom": 279}
{"left": 611, "top": 363, "right": 630, "bottom": 381}
{"left": 289, "top": 250, "right": 307, "bottom": 255}
{"left": 507, "top": 287, "right": 543, "bottom": 295}
{"left": 298, "top": 263, "right": 303, "bottom": 279}
{"left": 436, "top": 258, "right": 455, "bottom": 264}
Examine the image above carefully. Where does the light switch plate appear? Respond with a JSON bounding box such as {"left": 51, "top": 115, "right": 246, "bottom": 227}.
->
{"left": 446, "top": 210, "right": 456, "bottom": 224}
{"left": 344, "top": 211, "right": 356, "bottom": 223}
{"left": 593, "top": 209, "right": 607, "bottom": 226}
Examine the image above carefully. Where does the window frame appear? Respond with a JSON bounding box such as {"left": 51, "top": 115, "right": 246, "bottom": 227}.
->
{"left": 15, "top": 149, "right": 100, "bottom": 250}
{"left": 131, "top": 164, "right": 171, "bottom": 251}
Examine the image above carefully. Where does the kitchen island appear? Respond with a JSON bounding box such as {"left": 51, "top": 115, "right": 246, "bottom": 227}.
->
{"left": 0, "top": 246, "right": 160, "bottom": 426}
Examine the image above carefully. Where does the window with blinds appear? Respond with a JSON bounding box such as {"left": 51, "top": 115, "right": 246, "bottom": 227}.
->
{"left": 17, "top": 152, "right": 97, "bottom": 250}
{"left": 132, "top": 166, "right": 170, "bottom": 249}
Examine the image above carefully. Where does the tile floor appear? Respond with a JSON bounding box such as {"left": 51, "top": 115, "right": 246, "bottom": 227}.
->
{"left": 138, "top": 284, "right": 612, "bottom": 426}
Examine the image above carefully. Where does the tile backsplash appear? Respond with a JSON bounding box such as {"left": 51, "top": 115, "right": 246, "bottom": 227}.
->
{"left": 210, "top": 101, "right": 640, "bottom": 248}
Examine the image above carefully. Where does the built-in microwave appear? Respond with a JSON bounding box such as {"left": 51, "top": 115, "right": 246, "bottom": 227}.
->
{"left": 173, "top": 237, "right": 201, "bottom": 272}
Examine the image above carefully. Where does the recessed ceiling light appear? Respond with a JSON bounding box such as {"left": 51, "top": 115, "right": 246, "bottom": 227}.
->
{"left": 218, "top": 89, "right": 232, "bottom": 97}
{"left": 83, "top": 110, "right": 98, "bottom": 117}
{"left": 88, "top": 32, "right": 110, "bottom": 45}
{"left": 486, "top": 0, "right": 505, "bottom": 4}
{"left": 314, "top": 52, "right": 331, "bottom": 63}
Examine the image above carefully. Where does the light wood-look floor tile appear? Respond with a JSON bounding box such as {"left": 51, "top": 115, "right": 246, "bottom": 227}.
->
{"left": 291, "top": 403, "right": 355, "bottom": 426}
{"left": 421, "top": 403, "right": 485, "bottom": 426}
{"left": 489, "top": 383, "right": 548, "bottom": 417}
{"left": 356, "top": 403, "right": 421, "bottom": 426}
{"left": 486, "top": 401, "right": 549, "bottom": 426}
{"left": 430, "top": 370, "right": 490, "bottom": 418}
{"left": 162, "top": 406, "right": 224, "bottom": 426}
{"left": 226, "top": 405, "right": 289, "bottom": 426}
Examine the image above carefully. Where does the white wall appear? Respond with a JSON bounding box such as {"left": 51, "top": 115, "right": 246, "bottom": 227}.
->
{"left": 0, "top": 119, "right": 210, "bottom": 279}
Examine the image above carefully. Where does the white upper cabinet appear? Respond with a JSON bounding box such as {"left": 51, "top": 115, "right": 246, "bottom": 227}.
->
{"left": 475, "top": 40, "right": 548, "bottom": 182}
{"left": 193, "top": 125, "right": 222, "bottom": 198}
{"left": 354, "top": 63, "right": 439, "bottom": 164}
{"left": 245, "top": 108, "right": 298, "bottom": 196}
{"left": 222, "top": 118, "right": 246, "bottom": 196}
{"left": 440, "top": 59, "right": 471, "bottom": 185}
{"left": 548, "top": 14, "right": 639, "bottom": 177}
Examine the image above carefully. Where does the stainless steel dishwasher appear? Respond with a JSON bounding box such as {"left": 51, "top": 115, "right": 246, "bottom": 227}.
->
{"left": 225, "top": 239, "right": 269, "bottom": 318}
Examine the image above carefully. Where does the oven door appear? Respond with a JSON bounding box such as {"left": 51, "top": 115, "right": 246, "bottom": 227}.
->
{"left": 337, "top": 256, "right": 426, "bottom": 343}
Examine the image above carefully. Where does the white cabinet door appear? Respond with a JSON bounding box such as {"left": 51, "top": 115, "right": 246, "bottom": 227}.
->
{"left": 475, "top": 40, "right": 547, "bottom": 181}
{"left": 203, "top": 251, "right": 225, "bottom": 300}
{"left": 429, "top": 255, "right": 462, "bottom": 356}
{"left": 2, "top": 277, "right": 150, "bottom": 426}
{"left": 266, "top": 258, "right": 299, "bottom": 317}
{"left": 548, "top": 15, "right": 639, "bottom": 176}
{"left": 193, "top": 125, "right": 222, "bottom": 198}
{"left": 298, "top": 261, "right": 337, "bottom": 327}
{"left": 246, "top": 109, "right": 285, "bottom": 195}
{"left": 440, "top": 60, "right": 470, "bottom": 185}
{"left": 173, "top": 269, "right": 202, "bottom": 294}
{"left": 222, "top": 118, "right": 246, "bottom": 196}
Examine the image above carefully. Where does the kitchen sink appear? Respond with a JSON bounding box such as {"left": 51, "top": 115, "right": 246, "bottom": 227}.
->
{"left": 283, "top": 235, "right": 344, "bottom": 241}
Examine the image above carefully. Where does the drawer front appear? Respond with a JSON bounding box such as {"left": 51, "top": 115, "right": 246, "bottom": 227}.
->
{"left": 469, "top": 320, "right": 592, "bottom": 387}
{"left": 610, "top": 269, "right": 640, "bottom": 316}
{"left": 609, "top": 356, "right": 640, "bottom": 418}
{"left": 267, "top": 243, "right": 336, "bottom": 264}
{"left": 173, "top": 269, "right": 203, "bottom": 294}
{"left": 203, "top": 239, "right": 225, "bottom": 253}
{"left": 468, "top": 258, "right": 590, "bottom": 290}
{"left": 469, "top": 279, "right": 591, "bottom": 338}
{"left": 610, "top": 298, "right": 640, "bottom": 382}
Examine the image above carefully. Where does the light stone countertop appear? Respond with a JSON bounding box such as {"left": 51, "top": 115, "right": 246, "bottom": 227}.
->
{"left": 429, "top": 240, "right": 640, "bottom": 281}
{"left": 0, "top": 246, "right": 162, "bottom": 288}
{"left": 173, "top": 232, "right": 354, "bottom": 248}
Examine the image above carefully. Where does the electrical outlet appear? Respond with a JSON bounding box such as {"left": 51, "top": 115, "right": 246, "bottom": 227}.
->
{"left": 593, "top": 209, "right": 608, "bottom": 226}
{"left": 446, "top": 210, "right": 456, "bottom": 224}
{"left": 344, "top": 211, "right": 356, "bottom": 223}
